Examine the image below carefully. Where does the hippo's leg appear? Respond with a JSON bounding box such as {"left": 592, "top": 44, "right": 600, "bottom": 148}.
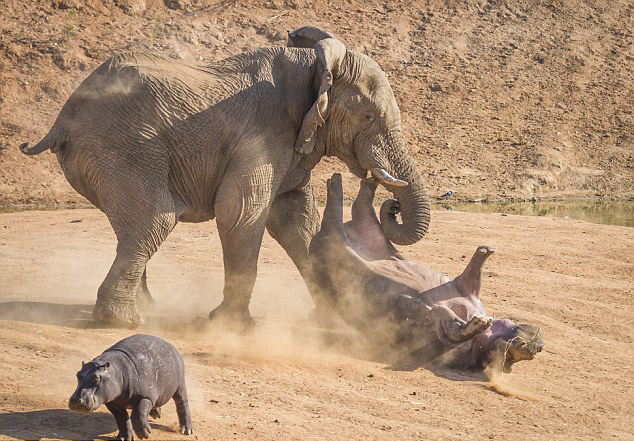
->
{"left": 173, "top": 383, "right": 193, "bottom": 435}
{"left": 131, "top": 398, "right": 153, "bottom": 439}
{"left": 430, "top": 305, "right": 492, "bottom": 344}
{"left": 106, "top": 402, "right": 133, "bottom": 441}
{"left": 453, "top": 245, "right": 495, "bottom": 298}
{"left": 136, "top": 269, "right": 156, "bottom": 312}
{"left": 149, "top": 406, "right": 161, "bottom": 420}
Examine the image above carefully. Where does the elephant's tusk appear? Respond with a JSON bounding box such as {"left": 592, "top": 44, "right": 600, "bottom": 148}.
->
{"left": 371, "top": 168, "right": 408, "bottom": 187}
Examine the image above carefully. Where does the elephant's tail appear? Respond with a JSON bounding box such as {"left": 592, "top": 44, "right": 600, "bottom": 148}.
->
{"left": 20, "top": 127, "right": 64, "bottom": 155}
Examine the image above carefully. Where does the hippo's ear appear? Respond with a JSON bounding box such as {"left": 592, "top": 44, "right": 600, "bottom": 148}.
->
{"left": 81, "top": 361, "right": 85, "bottom": 367}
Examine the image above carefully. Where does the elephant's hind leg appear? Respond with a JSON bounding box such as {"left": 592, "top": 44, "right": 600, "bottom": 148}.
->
{"left": 93, "top": 206, "right": 177, "bottom": 327}
{"left": 136, "top": 268, "right": 155, "bottom": 312}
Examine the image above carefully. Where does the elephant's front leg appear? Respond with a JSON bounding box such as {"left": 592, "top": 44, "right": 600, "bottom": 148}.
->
{"left": 266, "top": 183, "right": 339, "bottom": 326}
{"left": 210, "top": 172, "right": 273, "bottom": 330}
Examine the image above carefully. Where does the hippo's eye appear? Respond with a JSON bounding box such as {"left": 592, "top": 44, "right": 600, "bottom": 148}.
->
{"left": 364, "top": 111, "right": 375, "bottom": 122}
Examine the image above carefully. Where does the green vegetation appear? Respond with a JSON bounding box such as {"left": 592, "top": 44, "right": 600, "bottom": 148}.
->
{"left": 64, "top": 7, "right": 77, "bottom": 41}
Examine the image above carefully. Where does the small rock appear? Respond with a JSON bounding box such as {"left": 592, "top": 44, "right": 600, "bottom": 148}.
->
{"left": 367, "top": 374, "right": 374, "bottom": 378}
{"left": 70, "top": 219, "right": 82, "bottom": 223}
{"left": 115, "top": 0, "right": 146, "bottom": 15}
{"left": 409, "top": 391, "right": 416, "bottom": 395}
{"left": 164, "top": 0, "right": 189, "bottom": 10}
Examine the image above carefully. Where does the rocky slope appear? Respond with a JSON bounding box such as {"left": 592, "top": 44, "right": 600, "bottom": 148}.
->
{"left": 1, "top": 0, "right": 632, "bottom": 206}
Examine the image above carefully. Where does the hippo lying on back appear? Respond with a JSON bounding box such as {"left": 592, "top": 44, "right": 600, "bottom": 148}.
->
{"left": 310, "top": 174, "right": 542, "bottom": 372}
{"left": 69, "top": 334, "right": 193, "bottom": 440}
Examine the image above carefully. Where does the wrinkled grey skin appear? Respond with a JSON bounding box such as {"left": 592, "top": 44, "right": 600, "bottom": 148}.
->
{"left": 69, "top": 334, "right": 192, "bottom": 440}
{"left": 20, "top": 26, "right": 430, "bottom": 328}
{"left": 310, "top": 174, "right": 543, "bottom": 372}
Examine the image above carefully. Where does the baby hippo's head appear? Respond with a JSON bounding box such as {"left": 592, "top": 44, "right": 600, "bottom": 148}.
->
{"left": 69, "top": 360, "right": 117, "bottom": 413}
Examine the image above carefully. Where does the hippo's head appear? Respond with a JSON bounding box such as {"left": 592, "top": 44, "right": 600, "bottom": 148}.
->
{"left": 69, "top": 360, "right": 117, "bottom": 413}
{"left": 473, "top": 320, "right": 543, "bottom": 373}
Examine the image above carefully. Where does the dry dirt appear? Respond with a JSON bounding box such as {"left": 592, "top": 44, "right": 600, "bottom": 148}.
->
{"left": 0, "top": 207, "right": 632, "bottom": 440}
{"left": 0, "top": 0, "right": 633, "bottom": 206}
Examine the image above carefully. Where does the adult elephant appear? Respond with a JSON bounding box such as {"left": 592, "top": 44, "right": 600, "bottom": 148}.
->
{"left": 20, "top": 26, "right": 431, "bottom": 328}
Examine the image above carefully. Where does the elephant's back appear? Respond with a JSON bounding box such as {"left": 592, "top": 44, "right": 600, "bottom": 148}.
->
{"left": 63, "top": 52, "right": 218, "bottom": 126}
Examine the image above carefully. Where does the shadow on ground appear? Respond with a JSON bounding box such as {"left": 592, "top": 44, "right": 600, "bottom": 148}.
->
{"left": 0, "top": 409, "right": 115, "bottom": 440}
{"left": 0, "top": 408, "right": 175, "bottom": 440}
{"left": 0, "top": 301, "right": 211, "bottom": 331}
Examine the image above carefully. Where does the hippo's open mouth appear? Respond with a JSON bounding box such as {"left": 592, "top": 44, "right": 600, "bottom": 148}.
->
{"left": 500, "top": 326, "right": 543, "bottom": 373}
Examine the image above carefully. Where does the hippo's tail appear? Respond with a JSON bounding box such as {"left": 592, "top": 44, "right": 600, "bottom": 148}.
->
{"left": 20, "top": 126, "right": 64, "bottom": 155}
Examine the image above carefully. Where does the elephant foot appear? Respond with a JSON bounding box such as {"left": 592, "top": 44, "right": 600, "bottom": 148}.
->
{"left": 93, "top": 298, "right": 145, "bottom": 328}
{"left": 136, "top": 290, "right": 156, "bottom": 312}
{"left": 208, "top": 302, "right": 255, "bottom": 333}
{"left": 308, "top": 304, "right": 342, "bottom": 329}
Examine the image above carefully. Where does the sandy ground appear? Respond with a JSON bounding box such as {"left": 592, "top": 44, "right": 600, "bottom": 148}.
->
{"left": 0, "top": 207, "right": 632, "bottom": 440}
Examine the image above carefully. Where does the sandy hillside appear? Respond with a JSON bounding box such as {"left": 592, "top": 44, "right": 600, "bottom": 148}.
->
{"left": 0, "top": 0, "right": 633, "bottom": 207}
{"left": 0, "top": 207, "right": 632, "bottom": 440}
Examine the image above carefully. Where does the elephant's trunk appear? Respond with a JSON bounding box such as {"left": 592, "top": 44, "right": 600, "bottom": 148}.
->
{"left": 371, "top": 132, "right": 431, "bottom": 246}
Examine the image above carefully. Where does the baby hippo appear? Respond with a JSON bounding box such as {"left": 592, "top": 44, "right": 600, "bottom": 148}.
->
{"left": 69, "top": 334, "right": 193, "bottom": 440}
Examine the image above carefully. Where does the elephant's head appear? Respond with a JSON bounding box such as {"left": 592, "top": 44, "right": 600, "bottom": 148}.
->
{"left": 288, "top": 26, "right": 430, "bottom": 245}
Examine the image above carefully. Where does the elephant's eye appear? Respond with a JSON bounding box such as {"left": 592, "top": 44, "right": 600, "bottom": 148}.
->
{"left": 364, "top": 111, "right": 375, "bottom": 122}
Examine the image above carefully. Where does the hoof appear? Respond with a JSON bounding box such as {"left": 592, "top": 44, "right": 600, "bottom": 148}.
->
{"left": 463, "top": 315, "right": 492, "bottom": 339}
{"left": 327, "top": 173, "right": 343, "bottom": 196}
{"left": 115, "top": 431, "right": 132, "bottom": 441}
{"left": 180, "top": 424, "right": 194, "bottom": 435}
{"left": 476, "top": 245, "right": 495, "bottom": 255}
{"left": 149, "top": 407, "right": 161, "bottom": 420}
{"left": 208, "top": 303, "right": 255, "bottom": 333}
{"left": 93, "top": 299, "right": 144, "bottom": 329}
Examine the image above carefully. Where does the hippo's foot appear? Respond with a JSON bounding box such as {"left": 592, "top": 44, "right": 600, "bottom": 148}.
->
{"left": 131, "top": 418, "right": 151, "bottom": 440}
{"left": 208, "top": 302, "right": 255, "bottom": 333}
{"left": 93, "top": 298, "right": 144, "bottom": 329}
{"left": 149, "top": 407, "right": 161, "bottom": 420}
{"left": 115, "top": 431, "right": 132, "bottom": 441}
{"left": 461, "top": 315, "right": 492, "bottom": 340}
{"left": 180, "top": 423, "right": 194, "bottom": 435}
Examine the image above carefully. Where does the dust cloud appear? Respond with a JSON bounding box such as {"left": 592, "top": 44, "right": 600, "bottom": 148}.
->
{"left": 482, "top": 355, "right": 541, "bottom": 401}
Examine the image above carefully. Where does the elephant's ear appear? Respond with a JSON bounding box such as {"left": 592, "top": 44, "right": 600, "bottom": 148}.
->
{"left": 294, "top": 38, "right": 346, "bottom": 155}
{"left": 287, "top": 26, "right": 341, "bottom": 48}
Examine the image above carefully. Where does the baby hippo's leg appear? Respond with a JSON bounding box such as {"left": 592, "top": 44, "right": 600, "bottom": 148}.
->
{"left": 173, "top": 383, "right": 193, "bottom": 435}
{"left": 149, "top": 406, "right": 161, "bottom": 420}
{"left": 131, "top": 398, "right": 153, "bottom": 439}
{"left": 106, "top": 402, "right": 133, "bottom": 441}
{"left": 430, "top": 305, "right": 492, "bottom": 344}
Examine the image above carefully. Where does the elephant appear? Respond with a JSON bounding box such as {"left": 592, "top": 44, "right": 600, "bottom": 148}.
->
{"left": 19, "top": 26, "right": 431, "bottom": 328}
{"left": 309, "top": 174, "right": 543, "bottom": 371}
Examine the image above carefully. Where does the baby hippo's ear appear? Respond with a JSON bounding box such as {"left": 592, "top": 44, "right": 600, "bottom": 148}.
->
{"left": 81, "top": 361, "right": 85, "bottom": 367}
{"left": 104, "top": 362, "right": 110, "bottom": 369}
